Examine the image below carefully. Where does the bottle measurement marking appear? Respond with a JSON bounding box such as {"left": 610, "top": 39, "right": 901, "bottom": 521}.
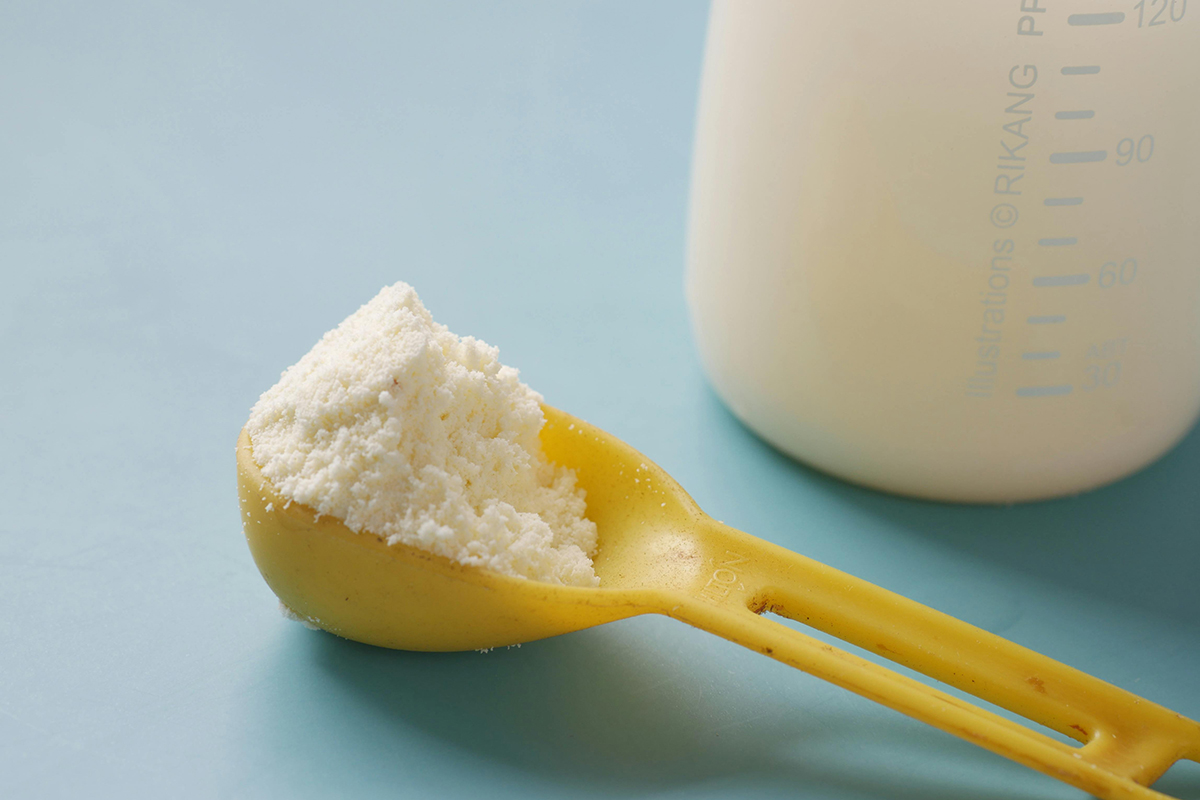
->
{"left": 1045, "top": 197, "right": 1084, "bottom": 206}
{"left": 1051, "top": 151, "right": 1108, "bottom": 164}
{"left": 1038, "top": 237, "right": 1078, "bottom": 247}
{"left": 1016, "top": 385, "right": 1074, "bottom": 397}
{"left": 1055, "top": 110, "right": 1095, "bottom": 120}
{"left": 1068, "top": 12, "right": 1127, "bottom": 25}
{"left": 1061, "top": 65, "right": 1101, "bottom": 75}
{"left": 1028, "top": 315, "right": 1067, "bottom": 324}
{"left": 1033, "top": 274, "right": 1090, "bottom": 287}
{"left": 1022, "top": 351, "right": 1062, "bottom": 360}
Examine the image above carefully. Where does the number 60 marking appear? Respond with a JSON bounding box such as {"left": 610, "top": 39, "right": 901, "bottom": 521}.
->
{"left": 1099, "top": 258, "right": 1138, "bottom": 288}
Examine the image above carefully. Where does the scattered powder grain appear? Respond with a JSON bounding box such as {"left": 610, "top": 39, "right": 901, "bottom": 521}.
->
{"left": 246, "top": 282, "right": 598, "bottom": 586}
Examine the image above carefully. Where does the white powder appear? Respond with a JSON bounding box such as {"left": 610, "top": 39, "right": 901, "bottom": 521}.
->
{"left": 246, "top": 282, "right": 599, "bottom": 586}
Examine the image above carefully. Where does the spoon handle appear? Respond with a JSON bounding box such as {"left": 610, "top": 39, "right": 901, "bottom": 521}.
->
{"left": 667, "top": 524, "right": 1200, "bottom": 800}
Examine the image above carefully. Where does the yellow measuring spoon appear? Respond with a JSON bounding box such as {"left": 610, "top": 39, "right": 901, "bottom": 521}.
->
{"left": 237, "top": 406, "right": 1200, "bottom": 800}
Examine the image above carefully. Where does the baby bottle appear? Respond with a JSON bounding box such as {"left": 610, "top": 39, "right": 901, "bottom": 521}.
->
{"left": 686, "top": 0, "right": 1200, "bottom": 501}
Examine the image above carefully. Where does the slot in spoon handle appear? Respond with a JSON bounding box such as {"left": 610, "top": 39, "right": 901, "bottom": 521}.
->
{"left": 666, "top": 522, "right": 1200, "bottom": 800}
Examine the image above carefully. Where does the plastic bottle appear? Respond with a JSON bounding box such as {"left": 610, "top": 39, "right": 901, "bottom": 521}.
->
{"left": 686, "top": 0, "right": 1200, "bottom": 501}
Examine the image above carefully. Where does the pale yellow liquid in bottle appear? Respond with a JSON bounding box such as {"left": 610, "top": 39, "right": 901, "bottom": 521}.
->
{"left": 687, "top": 0, "right": 1200, "bottom": 501}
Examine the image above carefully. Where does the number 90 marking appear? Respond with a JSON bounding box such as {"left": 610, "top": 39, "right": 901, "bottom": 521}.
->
{"left": 1116, "top": 135, "right": 1155, "bottom": 166}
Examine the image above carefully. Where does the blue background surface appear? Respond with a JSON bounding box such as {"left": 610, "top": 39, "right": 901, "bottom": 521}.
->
{"left": 2, "top": 2, "right": 1197, "bottom": 798}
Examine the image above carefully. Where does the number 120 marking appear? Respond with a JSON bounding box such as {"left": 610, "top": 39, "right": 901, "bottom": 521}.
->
{"left": 1135, "top": 0, "right": 1187, "bottom": 26}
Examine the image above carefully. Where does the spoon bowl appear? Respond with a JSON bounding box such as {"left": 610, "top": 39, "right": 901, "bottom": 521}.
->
{"left": 236, "top": 406, "right": 725, "bottom": 651}
{"left": 237, "top": 406, "right": 1200, "bottom": 800}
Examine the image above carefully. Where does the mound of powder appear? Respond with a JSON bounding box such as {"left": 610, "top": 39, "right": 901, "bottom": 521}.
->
{"left": 246, "top": 282, "right": 599, "bottom": 586}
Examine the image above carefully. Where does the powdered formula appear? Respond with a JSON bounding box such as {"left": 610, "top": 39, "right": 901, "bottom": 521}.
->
{"left": 246, "top": 283, "right": 598, "bottom": 586}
